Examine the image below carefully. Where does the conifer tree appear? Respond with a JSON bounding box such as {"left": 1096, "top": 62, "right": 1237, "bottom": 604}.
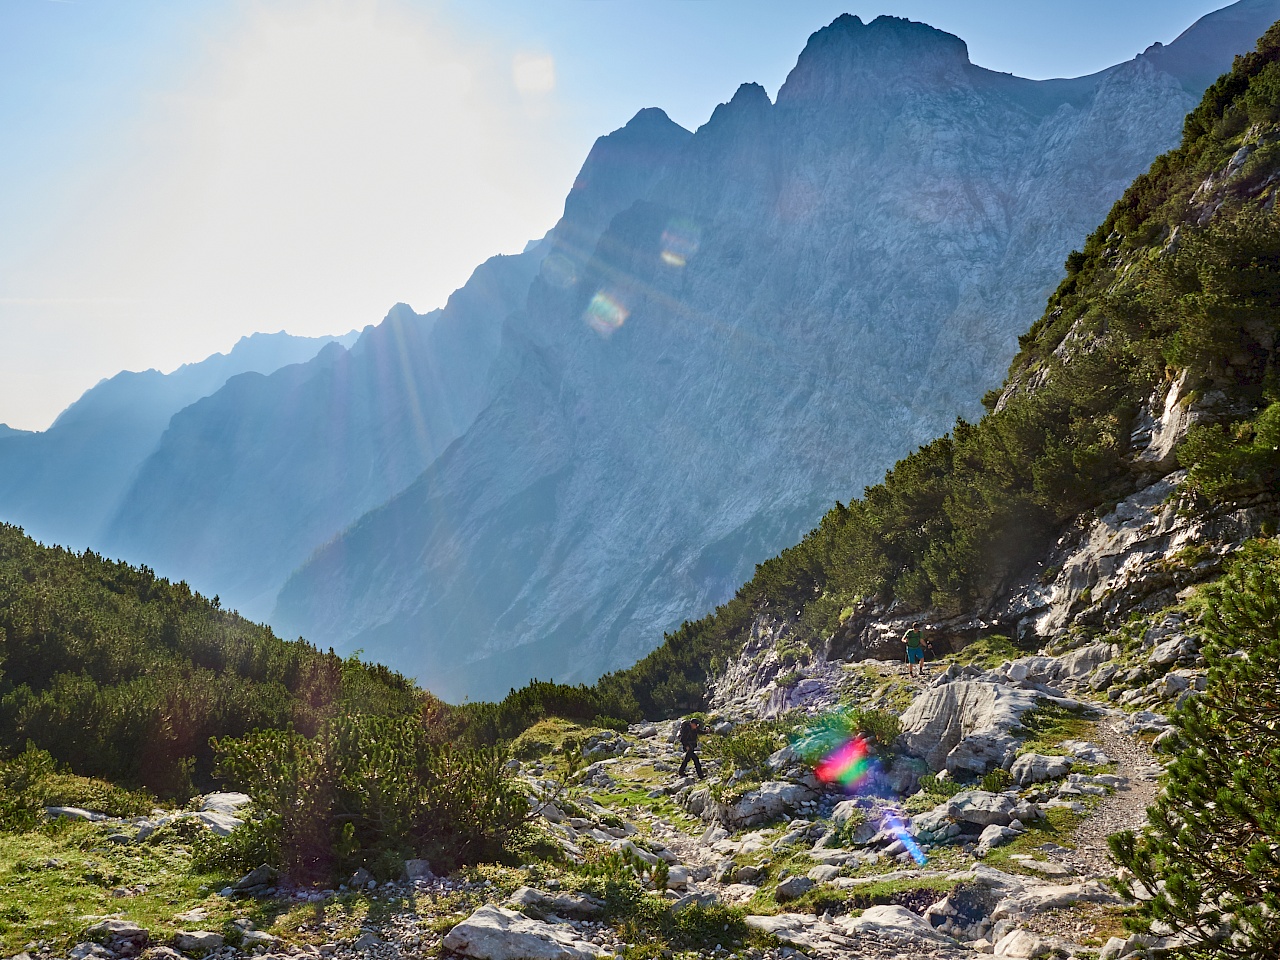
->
{"left": 1110, "top": 544, "right": 1280, "bottom": 959}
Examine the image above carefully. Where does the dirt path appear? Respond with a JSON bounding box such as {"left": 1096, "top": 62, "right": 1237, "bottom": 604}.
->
{"left": 1060, "top": 707, "right": 1162, "bottom": 880}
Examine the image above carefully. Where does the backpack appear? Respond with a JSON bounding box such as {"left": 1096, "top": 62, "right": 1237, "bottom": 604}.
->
{"left": 679, "top": 719, "right": 698, "bottom": 747}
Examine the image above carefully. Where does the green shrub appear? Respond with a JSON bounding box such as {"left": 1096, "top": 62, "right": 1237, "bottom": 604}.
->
{"left": 211, "top": 714, "right": 530, "bottom": 881}
{"left": 705, "top": 721, "right": 787, "bottom": 779}
{"left": 1110, "top": 545, "right": 1280, "bottom": 958}
{"left": 980, "top": 768, "right": 1013, "bottom": 793}
{"left": 918, "top": 774, "right": 963, "bottom": 799}
{"left": 0, "top": 744, "right": 154, "bottom": 831}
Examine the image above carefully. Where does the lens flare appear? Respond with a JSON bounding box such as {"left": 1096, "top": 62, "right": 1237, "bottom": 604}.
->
{"left": 584, "top": 290, "right": 628, "bottom": 336}
{"left": 882, "top": 808, "right": 929, "bottom": 865}
{"left": 660, "top": 217, "right": 701, "bottom": 268}
{"left": 799, "top": 712, "right": 928, "bottom": 866}
{"left": 815, "top": 735, "right": 873, "bottom": 790}
{"left": 541, "top": 252, "right": 578, "bottom": 289}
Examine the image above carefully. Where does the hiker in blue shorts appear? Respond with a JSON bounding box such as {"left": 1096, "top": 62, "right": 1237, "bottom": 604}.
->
{"left": 904, "top": 623, "right": 925, "bottom": 678}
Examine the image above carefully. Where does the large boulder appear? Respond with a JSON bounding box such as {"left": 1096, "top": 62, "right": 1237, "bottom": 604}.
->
{"left": 1009, "top": 753, "right": 1072, "bottom": 786}
{"left": 442, "top": 905, "right": 602, "bottom": 960}
{"left": 993, "top": 929, "right": 1056, "bottom": 958}
{"left": 1005, "top": 644, "right": 1114, "bottom": 688}
{"left": 711, "top": 781, "right": 816, "bottom": 828}
{"left": 944, "top": 791, "right": 1017, "bottom": 827}
{"left": 199, "top": 792, "right": 252, "bottom": 816}
{"left": 839, "top": 905, "right": 954, "bottom": 943}
{"left": 899, "top": 682, "right": 1041, "bottom": 775}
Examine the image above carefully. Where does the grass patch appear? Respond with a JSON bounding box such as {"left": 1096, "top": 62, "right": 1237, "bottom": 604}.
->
{"left": 510, "top": 719, "right": 606, "bottom": 762}
{"left": 0, "top": 819, "right": 239, "bottom": 954}
{"left": 981, "top": 806, "right": 1087, "bottom": 876}
{"left": 1017, "top": 702, "right": 1099, "bottom": 756}
{"left": 951, "top": 634, "right": 1028, "bottom": 669}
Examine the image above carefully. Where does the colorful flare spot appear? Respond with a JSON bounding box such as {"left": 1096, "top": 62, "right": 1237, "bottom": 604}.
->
{"left": 882, "top": 808, "right": 929, "bottom": 865}
{"left": 815, "top": 735, "right": 873, "bottom": 789}
{"left": 801, "top": 716, "right": 928, "bottom": 866}
{"left": 660, "top": 218, "right": 701, "bottom": 268}
{"left": 585, "top": 291, "right": 628, "bottom": 335}
{"left": 541, "top": 252, "right": 578, "bottom": 289}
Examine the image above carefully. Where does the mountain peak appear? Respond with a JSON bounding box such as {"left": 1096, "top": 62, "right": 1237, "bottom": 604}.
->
{"left": 777, "top": 13, "right": 971, "bottom": 106}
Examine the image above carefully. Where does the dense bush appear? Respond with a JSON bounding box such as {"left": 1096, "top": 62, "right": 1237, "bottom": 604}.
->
{"left": 210, "top": 714, "right": 529, "bottom": 881}
{"left": 0, "top": 524, "right": 421, "bottom": 797}
{"left": 454, "top": 680, "right": 635, "bottom": 746}
{"left": 0, "top": 743, "right": 153, "bottom": 830}
{"left": 1110, "top": 542, "right": 1280, "bottom": 958}
{"left": 704, "top": 720, "right": 788, "bottom": 778}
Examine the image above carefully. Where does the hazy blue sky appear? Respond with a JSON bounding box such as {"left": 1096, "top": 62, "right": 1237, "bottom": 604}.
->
{"left": 0, "top": 0, "right": 1241, "bottom": 430}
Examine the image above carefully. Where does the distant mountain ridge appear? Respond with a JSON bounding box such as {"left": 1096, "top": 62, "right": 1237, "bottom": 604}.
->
{"left": 96, "top": 108, "right": 693, "bottom": 618}
{"left": 0, "top": 329, "right": 357, "bottom": 552}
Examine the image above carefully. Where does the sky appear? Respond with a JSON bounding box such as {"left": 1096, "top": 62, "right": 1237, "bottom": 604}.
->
{"left": 0, "top": 0, "right": 1243, "bottom": 431}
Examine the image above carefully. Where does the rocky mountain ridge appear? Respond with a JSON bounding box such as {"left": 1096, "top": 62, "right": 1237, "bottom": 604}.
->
{"left": 275, "top": 3, "right": 1280, "bottom": 701}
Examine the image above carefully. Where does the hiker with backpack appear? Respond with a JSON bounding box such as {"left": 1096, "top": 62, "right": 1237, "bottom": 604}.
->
{"left": 677, "top": 716, "right": 707, "bottom": 779}
{"left": 903, "top": 622, "right": 925, "bottom": 678}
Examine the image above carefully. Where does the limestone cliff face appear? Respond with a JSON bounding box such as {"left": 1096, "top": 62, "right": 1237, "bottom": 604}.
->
{"left": 273, "top": 12, "right": 1269, "bottom": 701}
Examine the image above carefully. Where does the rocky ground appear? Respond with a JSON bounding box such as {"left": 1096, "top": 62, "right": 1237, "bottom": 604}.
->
{"left": 2, "top": 619, "right": 1206, "bottom": 960}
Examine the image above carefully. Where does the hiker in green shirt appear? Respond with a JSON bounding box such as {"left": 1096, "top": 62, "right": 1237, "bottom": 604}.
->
{"left": 904, "top": 623, "right": 925, "bottom": 678}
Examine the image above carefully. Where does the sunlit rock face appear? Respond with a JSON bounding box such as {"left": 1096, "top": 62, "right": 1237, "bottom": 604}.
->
{"left": 98, "top": 109, "right": 693, "bottom": 617}
{"left": 272, "top": 11, "right": 1275, "bottom": 701}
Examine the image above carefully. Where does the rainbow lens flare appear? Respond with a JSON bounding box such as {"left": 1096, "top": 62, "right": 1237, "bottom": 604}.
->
{"left": 800, "top": 712, "right": 928, "bottom": 866}
{"left": 814, "top": 735, "right": 873, "bottom": 790}
{"left": 881, "top": 808, "right": 928, "bottom": 865}
{"left": 660, "top": 218, "right": 701, "bottom": 268}
{"left": 584, "top": 290, "right": 629, "bottom": 336}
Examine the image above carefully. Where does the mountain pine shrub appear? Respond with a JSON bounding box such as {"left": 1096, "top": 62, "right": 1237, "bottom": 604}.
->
{"left": 210, "top": 714, "right": 529, "bottom": 881}
{"left": 1109, "top": 542, "right": 1280, "bottom": 958}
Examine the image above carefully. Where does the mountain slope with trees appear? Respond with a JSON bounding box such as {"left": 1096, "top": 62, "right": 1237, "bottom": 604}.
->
{"left": 0, "top": 523, "right": 425, "bottom": 798}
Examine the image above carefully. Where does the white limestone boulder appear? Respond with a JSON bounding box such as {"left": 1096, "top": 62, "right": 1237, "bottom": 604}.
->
{"left": 1010, "top": 753, "right": 1072, "bottom": 786}
{"left": 944, "top": 790, "right": 1017, "bottom": 827}
{"left": 899, "top": 682, "right": 1042, "bottom": 775}
{"left": 837, "top": 905, "right": 954, "bottom": 943}
{"left": 442, "top": 905, "right": 602, "bottom": 960}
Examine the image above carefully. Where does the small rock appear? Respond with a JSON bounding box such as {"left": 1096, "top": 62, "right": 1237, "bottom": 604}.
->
{"left": 351, "top": 933, "right": 381, "bottom": 952}
{"left": 774, "top": 876, "right": 814, "bottom": 902}
{"left": 232, "top": 864, "right": 278, "bottom": 894}
{"left": 47, "top": 806, "right": 108, "bottom": 822}
{"left": 977, "top": 824, "right": 1019, "bottom": 858}
{"left": 172, "top": 932, "right": 223, "bottom": 953}
{"left": 807, "top": 865, "right": 840, "bottom": 883}
{"left": 404, "top": 860, "right": 435, "bottom": 885}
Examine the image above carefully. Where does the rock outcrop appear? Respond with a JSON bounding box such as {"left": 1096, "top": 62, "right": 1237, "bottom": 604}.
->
{"left": 442, "top": 905, "right": 603, "bottom": 960}
{"left": 899, "top": 682, "right": 1043, "bottom": 774}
